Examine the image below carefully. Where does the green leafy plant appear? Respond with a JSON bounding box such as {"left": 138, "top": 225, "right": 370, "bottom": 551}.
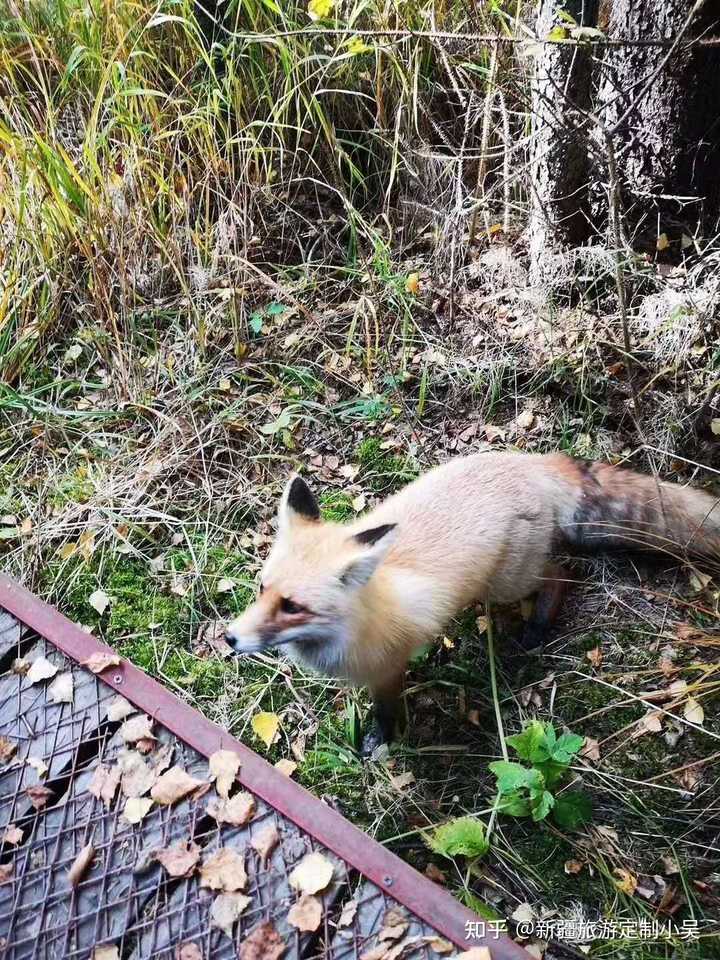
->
{"left": 426, "top": 816, "right": 489, "bottom": 861}
{"left": 489, "top": 721, "right": 592, "bottom": 828}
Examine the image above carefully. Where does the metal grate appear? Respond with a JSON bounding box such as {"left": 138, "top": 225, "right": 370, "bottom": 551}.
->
{"left": 0, "top": 577, "right": 530, "bottom": 960}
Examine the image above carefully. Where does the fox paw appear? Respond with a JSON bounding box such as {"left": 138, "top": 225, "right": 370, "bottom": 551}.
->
{"left": 519, "top": 621, "right": 546, "bottom": 652}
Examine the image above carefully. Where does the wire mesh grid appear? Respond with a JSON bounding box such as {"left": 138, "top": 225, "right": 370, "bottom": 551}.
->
{"left": 0, "top": 609, "right": 486, "bottom": 960}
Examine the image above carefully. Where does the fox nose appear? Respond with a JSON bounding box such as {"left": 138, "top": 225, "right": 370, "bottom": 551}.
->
{"left": 224, "top": 631, "right": 236, "bottom": 650}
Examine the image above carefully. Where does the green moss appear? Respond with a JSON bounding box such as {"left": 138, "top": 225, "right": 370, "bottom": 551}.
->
{"left": 320, "top": 491, "right": 355, "bottom": 523}
{"left": 355, "top": 437, "right": 416, "bottom": 493}
{"left": 49, "top": 469, "right": 95, "bottom": 507}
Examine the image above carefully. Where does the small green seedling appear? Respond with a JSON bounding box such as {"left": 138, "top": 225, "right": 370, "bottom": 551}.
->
{"left": 489, "top": 720, "right": 592, "bottom": 828}
{"left": 426, "top": 816, "right": 489, "bottom": 862}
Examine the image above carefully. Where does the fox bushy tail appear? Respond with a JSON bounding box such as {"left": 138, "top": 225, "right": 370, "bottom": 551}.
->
{"left": 553, "top": 456, "right": 720, "bottom": 560}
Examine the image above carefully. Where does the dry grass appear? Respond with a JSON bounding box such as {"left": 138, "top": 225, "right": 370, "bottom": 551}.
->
{"left": 1, "top": 2, "right": 720, "bottom": 958}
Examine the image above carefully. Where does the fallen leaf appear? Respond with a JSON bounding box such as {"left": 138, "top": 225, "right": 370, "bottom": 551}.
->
{"left": 200, "top": 848, "right": 247, "bottom": 892}
{"left": 82, "top": 652, "right": 121, "bottom": 674}
{"left": 614, "top": 868, "right": 637, "bottom": 896}
{"left": 150, "top": 742, "right": 174, "bottom": 774}
{"left": 122, "top": 797, "right": 154, "bottom": 824}
{"left": 378, "top": 906, "right": 408, "bottom": 941}
{"left": 120, "top": 751, "right": 157, "bottom": 798}
{"left": 428, "top": 939, "right": 453, "bottom": 954}
{"left": 93, "top": 947, "right": 119, "bottom": 960}
{"left": 289, "top": 851, "right": 334, "bottom": 895}
{"left": 89, "top": 589, "right": 111, "bottom": 615}
{"left": 632, "top": 710, "right": 663, "bottom": 738}
{"left": 106, "top": 695, "right": 135, "bottom": 722}
{"left": 3, "top": 825, "right": 23, "bottom": 845}
{"left": 287, "top": 894, "right": 322, "bottom": 932}
{"left": 656, "top": 232, "right": 669, "bottom": 251}
{"left": 661, "top": 855, "right": 680, "bottom": 876}
{"left": 88, "top": 764, "right": 121, "bottom": 808}
{"left": 217, "top": 578, "right": 235, "bottom": 594}
{"left": 711, "top": 418, "right": 720, "bottom": 437}
{"left": 516, "top": 410, "right": 535, "bottom": 430}
{"left": 684, "top": 698, "right": 704, "bottom": 725}
{"left": 424, "top": 863, "right": 446, "bottom": 884}
{"left": 389, "top": 771, "right": 415, "bottom": 791}
{"left": 0, "top": 737, "right": 16, "bottom": 764}
{"left": 352, "top": 494, "right": 366, "bottom": 513}
{"left": 175, "top": 945, "right": 202, "bottom": 960}
{"left": 251, "top": 711, "right": 280, "bottom": 749}
{"left": 207, "top": 791, "right": 256, "bottom": 826}
{"left": 208, "top": 750, "right": 241, "bottom": 798}
{"left": 26, "top": 756, "right": 49, "bottom": 779}
{"left": 155, "top": 841, "right": 201, "bottom": 878}
{"left": 274, "top": 759, "right": 297, "bottom": 778}
{"left": 212, "top": 892, "right": 251, "bottom": 938}
{"left": 251, "top": 823, "right": 280, "bottom": 865}
{"left": 564, "top": 859, "right": 584, "bottom": 875}
{"left": 151, "top": 766, "right": 205, "bottom": 805}
{"left": 78, "top": 529, "right": 95, "bottom": 560}
{"left": 27, "top": 656, "right": 58, "bottom": 683}
{"left": 57, "top": 542, "right": 78, "bottom": 560}
{"left": 0, "top": 863, "right": 12, "bottom": 883}
{"left": 511, "top": 903, "right": 534, "bottom": 924}
{"left": 338, "top": 898, "right": 359, "bottom": 926}
{"left": 238, "top": 921, "right": 286, "bottom": 960}
{"left": 580, "top": 737, "right": 600, "bottom": 763}
{"left": 68, "top": 843, "right": 95, "bottom": 886}
{"left": 11, "top": 658, "right": 29, "bottom": 676}
{"left": 405, "top": 272, "right": 420, "bottom": 295}
{"left": 26, "top": 784, "right": 53, "bottom": 810}
{"left": 48, "top": 672, "right": 74, "bottom": 704}
{"left": 676, "top": 767, "right": 701, "bottom": 792}
{"left": 120, "top": 715, "right": 154, "bottom": 744}
{"left": 586, "top": 646, "right": 603, "bottom": 669}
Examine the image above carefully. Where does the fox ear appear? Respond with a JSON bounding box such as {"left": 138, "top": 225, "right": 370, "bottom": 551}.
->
{"left": 279, "top": 474, "right": 320, "bottom": 525}
{"left": 341, "top": 524, "right": 397, "bottom": 589}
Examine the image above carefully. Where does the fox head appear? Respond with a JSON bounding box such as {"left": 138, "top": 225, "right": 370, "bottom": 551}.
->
{"left": 224, "top": 474, "right": 396, "bottom": 672}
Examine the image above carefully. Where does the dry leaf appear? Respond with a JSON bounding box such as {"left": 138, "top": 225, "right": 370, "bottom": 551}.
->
{"left": 11, "top": 658, "right": 29, "bottom": 676}
{"left": 120, "top": 751, "right": 157, "bottom": 798}
{"left": 200, "top": 848, "right": 247, "bottom": 892}
{"left": 175, "top": 945, "right": 202, "bottom": 960}
{"left": 378, "top": 906, "right": 408, "bottom": 941}
{"left": 208, "top": 750, "right": 241, "bottom": 798}
{"left": 684, "top": 698, "right": 704, "bottom": 725}
{"left": 586, "top": 646, "right": 603, "bottom": 669}
{"left": 106, "top": 695, "right": 135, "bottom": 722}
{"left": 338, "top": 898, "right": 358, "bottom": 927}
{"left": 212, "top": 892, "right": 251, "bottom": 938}
{"left": 120, "top": 715, "right": 154, "bottom": 744}
{"left": 427, "top": 939, "right": 453, "bottom": 954}
{"left": 26, "top": 755, "right": 49, "bottom": 779}
{"left": 274, "top": 759, "right": 297, "bottom": 778}
{"left": 27, "top": 656, "right": 58, "bottom": 683}
{"left": 151, "top": 766, "right": 204, "bottom": 805}
{"left": 404, "top": 273, "right": 420, "bottom": 295}
{"left": 580, "top": 737, "right": 600, "bottom": 762}
{"left": 289, "top": 851, "right": 334, "bottom": 895}
{"left": 89, "top": 589, "right": 111, "bottom": 615}
{"left": 511, "top": 903, "right": 534, "bottom": 924}
{"left": 155, "top": 841, "right": 201, "bottom": 878}
{"left": 4, "top": 825, "right": 23, "bottom": 845}
{"left": 207, "top": 791, "right": 256, "bottom": 826}
{"left": 0, "top": 863, "right": 13, "bottom": 883}
{"left": 0, "top": 737, "right": 16, "bottom": 764}
{"left": 48, "top": 672, "right": 74, "bottom": 704}
{"left": 287, "top": 894, "right": 322, "bottom": 932}
{"left": 661, "top": 855, "right": 680, "bottom": 876}
{"left": 217, "top": 578, "right": 235, "bottom": 594}
{"left": 82, "top": 652, "right": 121, "bottom": 674}
{"left": 424, "top": 863, "right": 446, "bottom": 884}
{"left": 389, "top": 771, "right": 415, "bottom": 791}
{"left": 68, "top": 843, "right": 95, "bottom": 886}
{"left": 238, "top": 921, "right": 286, "bottom": 960}
{"left": 251, "top": 823, "right": 280, "bottom": 865}
{"left": 516, "top": 409, "right": 535, "bottom": 430}
{"left": 93, "top": 947, "right": 119, "bottom": 960}
{"left": 614, "top": 868, "right": 637, "bottom": 896}
{"left": 656, "top": 232, "right": 669, "bottom": 251}
{"left": 122, "top": 797, "right": 154, "bottom": 824}
{"left": 150, "top": 743, "right": 174, "bottom": 774}
{"left": 26, "top": 784, "right": 53, "bottom": 810}
{"left": 564, "top": 859, "right": 584, "bottom": 875}
{"left": 88, "top": 764, "right": 121, "bottom": 809}
{"left": 251, "top": 712, "right": 280, "bottom": 749}
{"left": 632, "top": 710, "right": 663, "bottom": 738}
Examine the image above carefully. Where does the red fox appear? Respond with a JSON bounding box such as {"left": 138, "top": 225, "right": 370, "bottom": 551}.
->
{"left": 225, "top": 452, "right": 719, "bottom": 751}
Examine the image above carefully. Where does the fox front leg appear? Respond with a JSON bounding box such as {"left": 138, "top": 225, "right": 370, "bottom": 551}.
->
{"left": 361, "top": 674, "right": 406, "bottom": 758}
{"left": 520, "top": 563, "right": 569, "bottom": 650}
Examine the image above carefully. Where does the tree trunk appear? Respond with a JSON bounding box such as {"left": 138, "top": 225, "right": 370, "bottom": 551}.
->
{"left": 528, "top": 0, "right": 599, "bottom": 284}
{"left": 595, "top": 0, "right": 720, "bottom": 244}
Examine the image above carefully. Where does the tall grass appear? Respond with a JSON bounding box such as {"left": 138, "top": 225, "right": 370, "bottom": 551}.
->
{"left": 0, "top": 0, "right": 518, "bottom": 383}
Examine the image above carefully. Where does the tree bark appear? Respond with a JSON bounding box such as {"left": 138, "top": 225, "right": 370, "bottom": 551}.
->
{"left": 528, "top": 0, "right": 598, "bottom": 283}
{"left": 594, "top": 0, "right": 720, "bottom": 242}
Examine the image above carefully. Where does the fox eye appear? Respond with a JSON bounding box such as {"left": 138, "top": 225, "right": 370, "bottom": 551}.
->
{"left": 280, "top": 597, "right": 303, "bottom": 615}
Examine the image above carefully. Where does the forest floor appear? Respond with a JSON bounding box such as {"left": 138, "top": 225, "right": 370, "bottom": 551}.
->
{"left": 2, "top": 224, "right": 720, "bottom": 959}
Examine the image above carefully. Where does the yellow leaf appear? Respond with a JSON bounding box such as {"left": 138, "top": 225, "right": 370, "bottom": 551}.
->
{"left": 307, "top": 0, "right": 333, "bottom": 20}
{"left": 251, "top": 711, "right": 280, "bottom": 749}
{"left": 656, "top": 233, "right": 669, "bottom": 251}
{"left": 404, "top": 272, "right": 420, "bottom": 295}
{"left": 684, "top": 697, "right": 704, "bottom": 725}
{"left": 710, "top": 418, "right": 720, "bottom": 436}
{"left": 346, "top": 36, "right": 373, "bottom": 55}
{"left": 57, "top": 542, "right": 78, "bottom": 560}
{"left": 613, "top": 868, "right": 637, "bottom": 896}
